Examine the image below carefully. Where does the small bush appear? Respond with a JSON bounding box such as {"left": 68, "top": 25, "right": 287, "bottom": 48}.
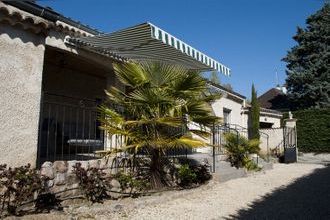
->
{"left": 177, "top": 164, "right": 197, "bottom": 187}
{"left": 244, "top": 159, "right": 261, "bottom": 171}
{"left": 114, "top": 171, "right": 150, "bottom": 195}
{"left": 191, "top": 164, "right": 212, "bottom": 183}
{"left": 0, "top": 164, "right": 44, "bottom": 216}
{"left": 224, "top": 133, "right": 260, "bottom": 170}
{"left": 73, "top": 163, "right": 109, "bottom": 203}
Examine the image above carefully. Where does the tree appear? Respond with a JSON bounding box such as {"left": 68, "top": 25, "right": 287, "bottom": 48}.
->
{"left": 208, "top": 71, "right": 233, "bottom": 91}
{"left": 222, "top": 83, "right": 233, "bottom": 91}
{"left": 209, "top": 71, "right": 220, "bottom": 84}
{"left": 250, "top": 84, "right": 260, "bottom": 140}
{"left": 99, "top": 62, "right": 220, "bottom": 188}
{"left": 282, "top": 4, "right": 330, "bottom": 109}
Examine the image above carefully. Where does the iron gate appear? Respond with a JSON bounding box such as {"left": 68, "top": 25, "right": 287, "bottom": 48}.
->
{"left": 283, "top": 126, "right": 297, "bottom": 163}
{"left": 37, "top": 93, "right": 104, "bottom": 166}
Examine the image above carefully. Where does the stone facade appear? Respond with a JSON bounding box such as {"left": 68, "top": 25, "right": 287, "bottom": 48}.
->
{"left": 39, "top": 157, "right": 123, "bottom": 199}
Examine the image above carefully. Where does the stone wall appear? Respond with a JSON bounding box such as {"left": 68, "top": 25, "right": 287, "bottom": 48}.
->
{"left": 40, "top": 157, "right": 123, "bottom": 199}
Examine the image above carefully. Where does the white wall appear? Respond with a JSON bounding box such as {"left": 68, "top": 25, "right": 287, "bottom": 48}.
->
{"left": 260, "top": 128, "right": 284, "bottom": 154}
{"left": 260, "top": 114, "right": 281, "bottom": 128}
{"left": 211, "top": 96, "right": 244, "bottom": 127}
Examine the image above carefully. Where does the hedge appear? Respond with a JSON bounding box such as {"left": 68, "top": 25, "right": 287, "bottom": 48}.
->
{"left": 293, "top": 108, "right": 330, "bottom": 153}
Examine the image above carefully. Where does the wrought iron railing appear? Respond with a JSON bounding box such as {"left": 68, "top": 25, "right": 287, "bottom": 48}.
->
{"left": 37, "top": 93, "right": 189, "bottom": 166}
{"left": 37, "top": 93, "right": 104, "bottom": 165}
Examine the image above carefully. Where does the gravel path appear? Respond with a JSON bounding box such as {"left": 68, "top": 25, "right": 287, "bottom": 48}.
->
{"left": 8, "top": 163, "right": 329, "bottom": 220}
{"left": 113, "top": 163, "right": 327, "bottom": 220}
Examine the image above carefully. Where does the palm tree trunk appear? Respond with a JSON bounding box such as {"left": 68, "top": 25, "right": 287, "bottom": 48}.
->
{"left": 149, "top": 149, "right": 166, "bottom": 189}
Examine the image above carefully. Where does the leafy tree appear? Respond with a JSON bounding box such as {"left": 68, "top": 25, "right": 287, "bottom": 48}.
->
{"left": 208, "top": 71, "right": 233, "bottom": 91}
{"left": 222, "top": 83, "right": 233, "bottom": 91}
{"left": 250, "top": 84, "right": 260, "bottom": 140}
{"left": 282, "top": 4, "right": 330, "bottom": 109}
{"left": 99, "top": 62, "right": 220, "bottom": 188}
{"left": 209, "top": 71, "right": 220, "bottom": 84}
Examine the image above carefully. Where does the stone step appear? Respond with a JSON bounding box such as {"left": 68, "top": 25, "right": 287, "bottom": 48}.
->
{"left": 212, "top": 168, "right": 247, "bottom": 183}
{"left": 212, "top": 161, "right": 247, "bottom": 183}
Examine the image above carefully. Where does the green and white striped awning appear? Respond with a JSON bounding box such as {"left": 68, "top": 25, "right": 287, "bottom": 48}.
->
{"left": 65, "top": 22, "right": 231, "bottom": 75}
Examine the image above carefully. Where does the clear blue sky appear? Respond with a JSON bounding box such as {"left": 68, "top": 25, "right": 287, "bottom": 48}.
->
{"left": 39, "top": 0, "right": 324, "bottom": 98}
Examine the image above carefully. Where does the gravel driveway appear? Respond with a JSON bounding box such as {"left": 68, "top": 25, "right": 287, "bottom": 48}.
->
{"left": 8, "top": 163, "right": 329, "bottom": 220}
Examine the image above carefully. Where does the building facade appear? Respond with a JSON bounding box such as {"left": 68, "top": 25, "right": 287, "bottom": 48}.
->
{"left": 0, "top": 1, "right": 283, "bottom": 167}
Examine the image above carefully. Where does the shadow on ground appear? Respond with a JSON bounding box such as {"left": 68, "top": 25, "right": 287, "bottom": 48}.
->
{"left": 226, "top": 165, "right": 330, "bottom": 220}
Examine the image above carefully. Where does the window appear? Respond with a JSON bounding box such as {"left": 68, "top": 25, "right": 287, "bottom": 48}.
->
{"left": 223, "top": 108, "right": 231, "bottom": 125}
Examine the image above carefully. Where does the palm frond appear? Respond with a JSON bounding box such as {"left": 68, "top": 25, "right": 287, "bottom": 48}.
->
{"left": 113, "top": 62, "right": 148, "bottom": 87}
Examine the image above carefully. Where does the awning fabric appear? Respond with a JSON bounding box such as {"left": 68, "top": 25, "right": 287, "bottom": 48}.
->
{"left": 65, "top": 22, "right": 231, "bottom": 75}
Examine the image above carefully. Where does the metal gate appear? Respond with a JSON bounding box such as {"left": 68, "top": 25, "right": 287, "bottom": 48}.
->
{"left": 37, "top": 93, "right": 104, "bottom": 166}
{"left": 283, "top": 126, "right": 297, "bottom": 163}
{"left": 211, "top": 124, "right": 240, "bottom": 172}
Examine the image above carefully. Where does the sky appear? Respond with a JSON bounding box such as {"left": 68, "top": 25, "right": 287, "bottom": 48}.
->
{"left": 39, "top": 0, "right": 324, "bottom": 98}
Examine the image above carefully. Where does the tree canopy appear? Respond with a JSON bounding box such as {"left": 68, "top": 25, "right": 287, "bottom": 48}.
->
{"left": 282, "top": 4, "right": 330, "bottom": 109}
{"left": 99, "top": 62, "right": 220, "bottom": 188}
{"left": 250, "top": 84, "right": 260, "bottom": 140}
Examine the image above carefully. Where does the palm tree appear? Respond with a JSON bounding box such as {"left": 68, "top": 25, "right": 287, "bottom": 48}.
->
{"left": 99, "top": 62, "right": 220, "bottom": 188}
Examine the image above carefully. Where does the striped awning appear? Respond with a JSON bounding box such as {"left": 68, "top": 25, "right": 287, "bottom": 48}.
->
{"left": 65, "top": 22, "right": 231, "bottom": 75}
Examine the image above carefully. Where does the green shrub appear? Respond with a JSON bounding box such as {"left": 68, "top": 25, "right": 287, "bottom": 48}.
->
{"left": 244, "top": 159, "right": 261, "bottom": 171}
{"left": 114, "top": 171, "right": 150, "bottom": 195}
{"left": 177, "top": 164, "right": 197, "bottom": 187}
{"left": 288, "top": 109, "right": 330, "bottom": 152}
{"left": 191, "top": 164, "right": 212, "bottom": 183}
{"left": 224, "top": 133, "right": 260, "bottom": 170}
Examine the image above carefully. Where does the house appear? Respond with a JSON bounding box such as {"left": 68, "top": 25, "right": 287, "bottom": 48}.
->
{"left": 0, "top": 1, "right": 231, "bottom": 167}
{"left": 206, "top": 82, "right": 283, "bottom": 154}
{"left": 258, "top": 86, "right": 290, "bottom": 112}
{"left": 209, "top": 82, "right": 283, "bottom": 130}
{"left": 0, "top": 1, "right": 286, "bottom": 168}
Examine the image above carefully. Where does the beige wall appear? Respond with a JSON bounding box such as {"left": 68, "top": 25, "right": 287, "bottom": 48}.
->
{"left": 211, "top": 95, "right": 245, "bottom": 127}
{"left": 0, "top": 20, "right": 119, "bottom": 167}
{"left": 0, "top": 24, "right": 45, "bottom": 167}
{"left": 259, "top": 113, "right": 282, "bottom": 128}
{"left": 260, "top": 128, "right": 284, "bottom": 153}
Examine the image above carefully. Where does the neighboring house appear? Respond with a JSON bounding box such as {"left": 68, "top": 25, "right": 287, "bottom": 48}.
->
{"left": 0, "top": 1, "right": 231, "bottom": 167}
{"left": 208, "top": 82, "right": 283, "bottom": 130}
{"left": 258, "top": 86, "right": 290, "bottom": 112}
{"left": 207, "top": 82, "right": 283, "bottom": 154}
